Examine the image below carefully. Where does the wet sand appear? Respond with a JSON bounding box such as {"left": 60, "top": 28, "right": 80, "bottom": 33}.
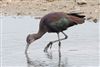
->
{"left": 1, "top": 16, "right": 99, "bottom": 67}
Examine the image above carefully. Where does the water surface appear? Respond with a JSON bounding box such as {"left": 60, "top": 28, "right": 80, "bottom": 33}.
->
{"left": 1, "top": 16, "right": 99, "bottom": 67}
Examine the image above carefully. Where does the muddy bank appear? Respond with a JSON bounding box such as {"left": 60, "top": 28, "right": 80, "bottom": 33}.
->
{"left": 0, "top": 0, "right": 100, "bottom": 20}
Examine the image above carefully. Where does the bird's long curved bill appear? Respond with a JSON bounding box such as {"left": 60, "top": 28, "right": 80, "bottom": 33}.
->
{"left": 25, "top": 44, "right": 29, "bottom": 54}
{"left": 25, "top": 43, "right": 30, "bottom": 61}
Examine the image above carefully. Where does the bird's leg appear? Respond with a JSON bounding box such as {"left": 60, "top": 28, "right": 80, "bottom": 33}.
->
{"left": 61, "top": 31, "right": 68, "bottom": 39}
{"left": 44, "top": 42, "right": 53, "bottom": 52}
{"left": 44, "top": 32, "right": 68, "bottom": 52}
{"left": 49, "top": 32, "right": 68, "bottom": 43}
{"left": 46, "top": 49, "right": 53, "bottom": 59}
{"left": 44, "top": 42, "right": 53, "bottom": 59}
{"left": 57, "top": 33, "right": 61, "bottom": 67}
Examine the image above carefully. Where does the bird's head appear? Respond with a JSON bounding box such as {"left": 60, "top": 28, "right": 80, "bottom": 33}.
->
{"left": 26, "top": 34, "right": 36, "bottom": 45}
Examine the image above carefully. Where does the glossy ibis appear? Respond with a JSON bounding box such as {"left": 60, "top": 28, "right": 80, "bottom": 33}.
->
{"left": 25, "top": 12, "right": 85, "bottom": 63}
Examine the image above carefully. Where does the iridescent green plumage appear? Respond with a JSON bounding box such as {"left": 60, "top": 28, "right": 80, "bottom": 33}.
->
{"left": 50, "top": 18, "right": 70, "bottom": 31}
{"left": 56, "top": 18, "right": 69, "bottom": 28}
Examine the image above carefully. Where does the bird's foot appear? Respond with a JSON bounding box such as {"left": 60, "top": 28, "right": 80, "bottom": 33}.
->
{"left": 44, "top": 42, "right": 53, "bottom": 53}
{"left": 46, "top": 51, "right": 53, "bottom": 59}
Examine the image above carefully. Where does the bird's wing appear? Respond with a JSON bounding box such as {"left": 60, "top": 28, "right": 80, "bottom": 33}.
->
{"left": 66, "top": 14, "right": 85, "bottom": 24}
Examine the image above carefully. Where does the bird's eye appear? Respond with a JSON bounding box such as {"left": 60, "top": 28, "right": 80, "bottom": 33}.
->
{"left": 26, "top": 35, "right": 31, "bottom": 44}
{"left": 28, "top": 39, "right": 31, "bottom": 43}
{"left": 28, "top": 39, "right": 30, "bottom": 42}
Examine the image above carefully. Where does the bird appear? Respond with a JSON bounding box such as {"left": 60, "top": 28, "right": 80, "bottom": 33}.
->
{"left": 25, "top": 12, "right": 85, "bottom": 62}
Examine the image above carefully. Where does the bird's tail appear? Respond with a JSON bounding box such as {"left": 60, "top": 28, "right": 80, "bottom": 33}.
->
{"left": 67, "top": 12, "right": 85, "bottom": 18}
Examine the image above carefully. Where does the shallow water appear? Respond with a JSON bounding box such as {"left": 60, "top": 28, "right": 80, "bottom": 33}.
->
{"left": 1, "top": 16, "right": 99, "bottom": 67}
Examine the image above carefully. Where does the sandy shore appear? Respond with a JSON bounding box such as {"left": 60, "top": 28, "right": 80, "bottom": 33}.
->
{"left": 0, "top": 0, "right": 100, "bottom": 20}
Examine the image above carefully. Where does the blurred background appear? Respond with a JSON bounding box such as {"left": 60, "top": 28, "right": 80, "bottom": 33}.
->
{"left": 0, "top": 0, "right": 99, "bottom": 21}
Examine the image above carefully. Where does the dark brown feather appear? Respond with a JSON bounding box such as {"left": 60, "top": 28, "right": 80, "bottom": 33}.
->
{"left": 39, "top": 12, "right": 85, "bottom": 32}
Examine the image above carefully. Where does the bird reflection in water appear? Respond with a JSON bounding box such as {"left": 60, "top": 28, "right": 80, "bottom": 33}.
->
{"left": 25, "top": 44, "right": 66, "bottom": 67}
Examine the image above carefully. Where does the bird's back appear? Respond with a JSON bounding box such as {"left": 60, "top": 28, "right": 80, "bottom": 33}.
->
{"left": 40, "top": 12, "right": 85, "bottom": 32}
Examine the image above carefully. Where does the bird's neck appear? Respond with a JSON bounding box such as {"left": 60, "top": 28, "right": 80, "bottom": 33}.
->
{"left": 33, "top": 31, "right": 46, "bottom": 40}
